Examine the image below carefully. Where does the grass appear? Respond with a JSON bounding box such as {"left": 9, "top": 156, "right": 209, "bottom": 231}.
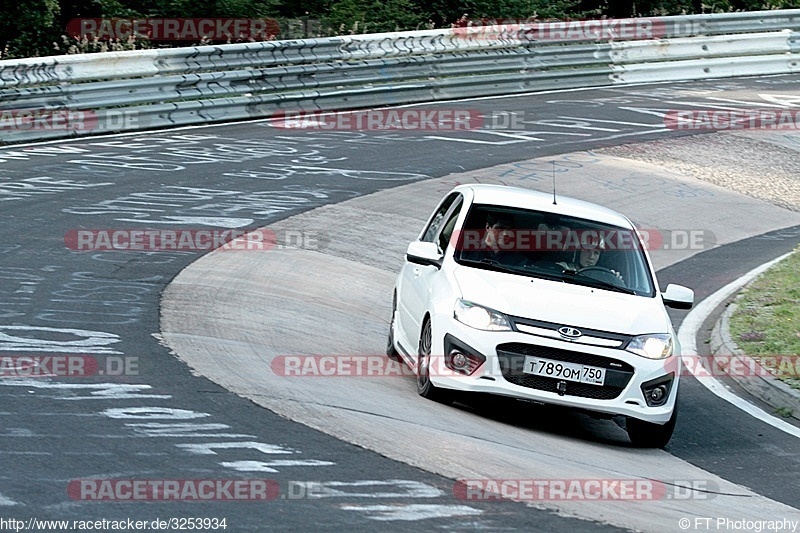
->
{"left": 728, "top": 248, "right": 800, "bottom": 391}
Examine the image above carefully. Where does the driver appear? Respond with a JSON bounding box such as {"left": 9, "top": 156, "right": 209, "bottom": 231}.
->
{"left": 557, "top": 233, "right": 624, "bottom": 281}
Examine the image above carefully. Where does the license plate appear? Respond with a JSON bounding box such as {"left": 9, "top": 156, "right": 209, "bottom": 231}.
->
{"left": 523, "top": 356, "right": 606, "bottom": 386}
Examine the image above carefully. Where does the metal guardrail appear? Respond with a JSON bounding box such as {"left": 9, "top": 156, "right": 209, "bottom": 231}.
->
{"left": 1, "top": 10, "right": 800, "bottom": 144}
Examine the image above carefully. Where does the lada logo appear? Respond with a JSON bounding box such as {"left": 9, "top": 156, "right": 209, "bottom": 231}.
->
{"left": 558, "top": 326, "right": 582, "bottom": 340}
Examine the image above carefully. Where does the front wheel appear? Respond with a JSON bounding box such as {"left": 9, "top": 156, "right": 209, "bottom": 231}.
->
{"left": 416, "top": 319, "right": 453, "bottom": 404}
{"left": 386, "top": 293, "right": 400, "bottom": 360}
{"left": 626, "top": 404, "right": 678, "bottom": 449}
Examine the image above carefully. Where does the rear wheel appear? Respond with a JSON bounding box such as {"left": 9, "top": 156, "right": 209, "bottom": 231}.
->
{"left": 416, "top": 318, "right": 452, "bottom": 404}
{"left": 626, "top": 404, "right": 678, "bottom": 448}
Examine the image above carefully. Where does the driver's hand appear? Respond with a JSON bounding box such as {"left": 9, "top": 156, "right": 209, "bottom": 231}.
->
{"left": 611, "top": 269, "right": 624, "bottom": 282}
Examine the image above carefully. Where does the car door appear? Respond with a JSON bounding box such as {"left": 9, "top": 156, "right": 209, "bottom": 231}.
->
{"left": 396, "top": 193, "right": 463, "bottom": 357}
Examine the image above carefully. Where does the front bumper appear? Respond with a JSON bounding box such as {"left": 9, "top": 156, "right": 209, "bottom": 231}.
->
{"left": 429, "top": 314, "right": 679, "bottom": 424}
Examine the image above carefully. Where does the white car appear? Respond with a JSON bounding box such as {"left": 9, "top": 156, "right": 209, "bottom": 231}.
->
{"left": 387, "top": 184, "right": 694, "bottom": 448}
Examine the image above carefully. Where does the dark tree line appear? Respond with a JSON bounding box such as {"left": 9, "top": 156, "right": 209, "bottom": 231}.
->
{"left": 2, "top": 0, "right": 798, "bottom": 58}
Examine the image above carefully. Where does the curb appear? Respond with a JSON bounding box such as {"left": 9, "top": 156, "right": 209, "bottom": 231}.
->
{"left": 709, "top": 301, "right": 800, "bottom": 421}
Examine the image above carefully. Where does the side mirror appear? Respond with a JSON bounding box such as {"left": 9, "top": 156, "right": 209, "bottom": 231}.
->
{"left": 406, "top": 241, "right": 443, "bottom": 268}
{"left": 662, "top": 284, "right": 694, "bottom": 310}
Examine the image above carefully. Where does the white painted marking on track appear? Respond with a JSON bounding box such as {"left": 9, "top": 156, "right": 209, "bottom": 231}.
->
{"left": 422, "top": 136, "right": 525, "bottom": 145}
{"left": 220, "top": 460, "right": 335, "bottom": 472}
{"left": 339, "top": 504, "right": 483, "bottom": 521}
{"left": 677, "top": 252, "right": 800, "bottom": 439}
{"left": 175, "top": 441, "right": 294, "bottom": 455}
{"left": 564, "top": 128, "right": 669, "bottom": 143}
{"left": 758, "top": 93, "right": 800, "bottom": 107}
{"left": 116, "top": 216, "right": 254, "bottom": 227}
{"left": 476, "top": 130, "right": 548, "bottom": 140}
{"left": 2, "top": 74, "right": 792, "bottom": 151}
{"left": 559, "top": 116, "right": 662, "bottom": 127}
{"left": 617, "top": 106, "right": 672, "bottom": 118}
{"left": 288, "top": 480, "right": 444, "bottom": 499}
{"left": 0, "top": 325, "right": 121, "bottom": 354}
{"left": 102, "top": 407, "right": 208, "bottom": 420}
{"left": 662, "top": 100, "right": 760, "bottom": 111}
{"left": 0, "top": 493, "right": 19, "bottom": 505}
{"left": 125, "top": 423, "right": 254, "bottom": 438}
{"left": 0, "top": 380, "right": 170, "bottom": 400}
{"left": 536, "top": 120, "right": 618, "bottom": 132}
{"left": 704, "top": 96, "right": 792, "bottom": 108}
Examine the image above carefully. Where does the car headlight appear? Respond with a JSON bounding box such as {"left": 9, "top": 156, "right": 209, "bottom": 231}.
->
{"left": 454, "top": 300, "right": 512, "bottom": 331}
{"left": 626, "top": 334, "right": 673, "bottom": 359}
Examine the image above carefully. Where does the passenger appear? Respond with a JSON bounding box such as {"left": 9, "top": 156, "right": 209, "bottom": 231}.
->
{"left": 461, "top": 214, "right": 518, "bottom": 264}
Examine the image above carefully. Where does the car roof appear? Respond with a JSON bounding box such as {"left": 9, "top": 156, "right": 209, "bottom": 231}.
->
{"left": 453, "top": 184, "right": 634, "bottom": 228}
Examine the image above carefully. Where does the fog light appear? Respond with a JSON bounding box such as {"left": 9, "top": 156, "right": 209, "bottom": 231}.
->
{"left": 641, "top": 374, "right": 674, "bottom": 407}
{"left": 443, "top": 335, "right": 486, "bottom": 376}
{"left": 451, "top": 351, "right": 469, "bottom": 371}
{"left": 650, "top": 386, "right": 666, "bottom": 403}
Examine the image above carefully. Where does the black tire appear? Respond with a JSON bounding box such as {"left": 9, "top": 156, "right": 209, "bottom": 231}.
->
{"left": 416, "top": 318, "right": 452, "bottom": 404}
{"left": 626, "top": 404, "right": 678, "bottom": 449}
{"left": 386, "top": 293, "right": 400, "bottom": 360}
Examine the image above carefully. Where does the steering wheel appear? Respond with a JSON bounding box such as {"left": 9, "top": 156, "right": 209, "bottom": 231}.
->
{"left": 577, "top": 266, "right": 613, "bottom": 275}
{"left": 577, "top": 266, "right": 624, "bottom": 285}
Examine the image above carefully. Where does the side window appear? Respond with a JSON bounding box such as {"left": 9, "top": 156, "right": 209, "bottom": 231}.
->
{"left": 422, "top": 193, "right": 460, "bottom": 243}
{"left": 437, "top": 198, "right": 463, "bottom": 253}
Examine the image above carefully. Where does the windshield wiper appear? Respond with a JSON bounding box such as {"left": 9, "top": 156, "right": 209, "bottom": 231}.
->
{"left": 561, "top": 271, "right": 638, "bottom": 295}
{"left": 562, "top": 268, "right": 637, "bottom": 294}
{"left": 589, "top": 279, "right": 637, "bottom": 295}
{"left": 459, "top": 257, "right": 532, "bottom": 276}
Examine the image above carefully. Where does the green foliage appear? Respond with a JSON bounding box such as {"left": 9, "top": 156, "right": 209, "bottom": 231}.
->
{"left": 461, "top": 0, "right": 580, "bottom": 19}
{"left": 156, "top": 0, "right": 280, "bottom": 18}
{"left": 729, "top": 249, "right": 800, "bottom": 390}
{"left": 423, "top": 0, "right": 581, "bottom": 26}
{"left": 0, "top": 0, "right": 61, "bottom": 58}
{"left": 322, "top": 0, "right": 430, "bottom": 34}
{"left": 93, "top": 0, "right": 140, "bottom": 17}
{"left": 633, "top": 0, "right": 800, "bottom": 14}
{"left": 3, "top": 0, "right": 800, "bottom": 58}
{"left": 54, "top": 33, "right": 151, "bottom": 53}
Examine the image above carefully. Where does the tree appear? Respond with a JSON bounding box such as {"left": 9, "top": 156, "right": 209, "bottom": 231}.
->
{"left": 323, "top": 0, "right": 430, "bottom": 33}
{"left": 1, "top": 0, "right": 61, "bottom": 57}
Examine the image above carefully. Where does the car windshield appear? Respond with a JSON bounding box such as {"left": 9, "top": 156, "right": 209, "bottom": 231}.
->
{"left": 453, "top": 204, "right": 656, "bottom": 297}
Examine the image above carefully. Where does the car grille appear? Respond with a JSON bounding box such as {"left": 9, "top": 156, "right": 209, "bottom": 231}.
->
{"left": 496, "top": 342, "right": 634, "bottom": 400}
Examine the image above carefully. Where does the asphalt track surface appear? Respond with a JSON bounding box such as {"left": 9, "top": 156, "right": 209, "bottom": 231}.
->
{"left": 1, "top": 75, "right": 799, "bottom": 531}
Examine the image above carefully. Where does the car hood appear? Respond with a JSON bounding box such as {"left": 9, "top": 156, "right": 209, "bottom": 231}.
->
{"left": 452, "top": 266, "right": 669, "bottom": 335}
